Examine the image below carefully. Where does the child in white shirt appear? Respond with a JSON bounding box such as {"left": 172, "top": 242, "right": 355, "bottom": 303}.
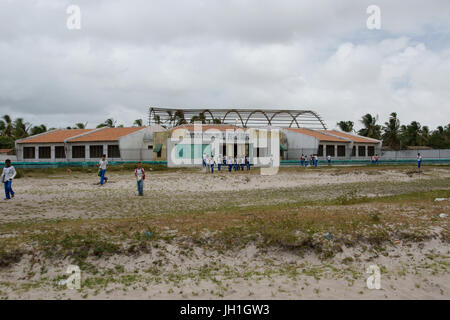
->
{"left": 135, "top": 162, "right": 145, "bottom": 196}
{"left": 1, "top": 159, "right": 16, "bottom": 200}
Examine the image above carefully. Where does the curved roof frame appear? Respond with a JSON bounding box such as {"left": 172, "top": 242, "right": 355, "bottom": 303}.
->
{"left": 149, "top": 107, "right": 327, "bottom": 129}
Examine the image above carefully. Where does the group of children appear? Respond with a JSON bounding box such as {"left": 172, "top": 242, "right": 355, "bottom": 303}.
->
{"left": 299, "top": 154, "right": 320, "bottom": 167}
{"left": 0, "top": 152, "right": 427, "bottom": 200}
{"left": 96, "top": 154, "right": 145, "bottom": 195}
{"left": 202, "top": 154, "right": 251, "bottom": 174}
{"left": 370, "top": 154, "right": 380, "bottom": 164}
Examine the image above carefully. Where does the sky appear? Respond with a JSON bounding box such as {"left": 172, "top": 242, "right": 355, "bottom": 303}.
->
{"left": 0, "top": 0, "right": 449, "bottom": 131}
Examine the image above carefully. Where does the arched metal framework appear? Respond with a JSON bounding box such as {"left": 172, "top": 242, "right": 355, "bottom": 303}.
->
{"left": 148, "top": 107, "right": 327, "bottom": 129}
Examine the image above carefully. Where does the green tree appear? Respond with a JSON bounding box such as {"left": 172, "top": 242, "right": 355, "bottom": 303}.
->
{"left": 30, "top": 124, "right": 47, "bottom": 136}
{"left": 428, "top": 125, "right": 450, "bottom": 149}
{"left": 400, "top": 121, "right": 423, "bottom": 147}
{"left": 73, "top": 122, "right": 87, "bottom": 129}
{"left": 1, "top": 115, "right": 13, "bottom": 137}
{"left": 13, "top": 118, "right": 30, "bottom": 139}
{"left": 133, "top": 119, "right": 143, "bottom": 127}
{"left": 97, "top": 118, "right": 116, "bottom": 128}
{"left": 382, "top": 112, "right": 401, "bottom": 150}
{"left": 336, "top": 121, "right": 354, "bottom": 132}
{"left": 358, "top": 114, "right": 381, "bottom": 139}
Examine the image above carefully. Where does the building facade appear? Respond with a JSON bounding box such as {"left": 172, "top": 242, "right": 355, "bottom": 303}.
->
{"left": 15, "top": 126, "right": 166, "bottom": 162}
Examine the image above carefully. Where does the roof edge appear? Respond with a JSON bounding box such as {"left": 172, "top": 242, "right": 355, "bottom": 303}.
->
{"left": 16, "top": 129, "right": 63, "bottom": 144}
{"left": 64, "top": 127, "right": 107, "bottom": 143}
{"left": 328, "top": 130, "right": 382, "bottom": 143}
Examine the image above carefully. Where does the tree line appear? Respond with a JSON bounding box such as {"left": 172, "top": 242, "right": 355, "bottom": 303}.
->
{"left": 1, "top": 112, "right": 449, "bottom": 150}
{"left": 337, "top": 113, "right": 450, "bottom": 150}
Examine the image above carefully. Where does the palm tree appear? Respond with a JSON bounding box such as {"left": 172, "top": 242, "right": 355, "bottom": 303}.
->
{"left": 13, "top": 118, "right": 30, "bottom": 139}
{"left": 74, "top": 122, "right": 87, "bottom": 129}
{"left": 30, "top": 124, "right": 47, "bottom": 136}
{"left": 1, "top": 115, "right": 13, "bottom": 137}
{"left": 174, "top": 110, "right": 187, "bottom": 126}
{"left": 133, "top": 119, "right": 143, "bottom": 127}
{"left": 401, "top": 121, "right": 422, "bottom": 146}
{"left": 358, "top": 114, "right": 381, "bottom": 139}
{"left": 97, "top": 118, "right": 116, "bottom": 128}
{"left": 337, "top": 121, "right": 354, "bottom": 132}
{"left": 382, "top": 112, "right": 401, "bottom": 149}
{"left": 190, "top": 112, "right": 206, "bottom": 124}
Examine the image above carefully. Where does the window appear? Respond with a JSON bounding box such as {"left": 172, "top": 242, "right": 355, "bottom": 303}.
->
{"left": 148, "top": 145, "right": 153, "bottom": 150}
{"left": 222, "top": 145, "right": 226, "bottom": 156}
{"left": 108, "top": 145, "right": 120, "bottom": 158}
{"left": 318, "top": 145, "right": 323, "bottom": 157}
{"left": 23, "top": 147, "right": 35, "bottom": 159}
{"left": 38, "top": 146, "right": 51, "bottom": 159}
{"left": 351, "top": 146, "right": 356, "bottom": 157}
{"left": 72, "top": 146, "right": 85, "bottom": 159}
{"left": 55, "top": 146, "right": 65, "bottom": 159}
{"left": 368, "top": 146, "right": 375, "bottom": 156}
{"left": 90, "top": 145, "right": 103, "bottom": 158}
{"left": 337, "top": 145, "right": 346, "bottom": 157}
{"left": 153, "top": 144, "right": 162, "bottom": 158}
{"left": 358, "top": 146, "right": 366, "bottom": 157}
{"left": 326, "top": 145, "right": 335, "bottom": 157}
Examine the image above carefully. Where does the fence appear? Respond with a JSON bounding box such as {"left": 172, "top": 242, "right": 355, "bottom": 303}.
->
{"left": 0, "top": 160, "right": 167, "bottom": 169}
{"left": 380, "top": 149, "right": 450, "bottom": 160}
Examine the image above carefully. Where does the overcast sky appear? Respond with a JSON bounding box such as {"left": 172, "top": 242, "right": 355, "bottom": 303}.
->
{"left": 0, "top": 0, "right": 449, "bottom": 130}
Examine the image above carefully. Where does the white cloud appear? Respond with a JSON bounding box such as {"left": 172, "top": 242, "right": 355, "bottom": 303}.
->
{"left": 0, "top": 0, "right": 449, "bottom": 130}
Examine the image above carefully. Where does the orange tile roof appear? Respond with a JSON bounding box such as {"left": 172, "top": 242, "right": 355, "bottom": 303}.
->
{"left": 19, "top": 129, "right": 93, "bottom": 144}
{"left": 170, "top": 124, "right": 240, "bottom": 132}
{"left": 285, "top": 128, "right": 349, "bottom": 142}
{"left": 326, "top": 130, "right": 380, "bottom": 144}
{"left": 69, "top": 127, "right": 145, "bottom": 142}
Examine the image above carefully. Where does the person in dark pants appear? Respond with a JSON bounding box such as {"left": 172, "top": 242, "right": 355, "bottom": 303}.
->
{"left": 97, "top": 154, "right": 108, "bottom": 185}
{"left": 417, "top": 153, "right": 422, "bottom": 169}
{"left": 134, "top": 162, "right": 145, "bottom": 196}
{"left": 1, "top": 159, "right": 16, "bottom": 200}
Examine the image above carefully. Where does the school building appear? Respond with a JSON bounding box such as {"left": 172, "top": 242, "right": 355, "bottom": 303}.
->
{"left": 154, "top": 124, "right": 280, "bottom": 167}
{"left": 282, "top": 128, "right": 382, "bottom": 160}
{"left": 15, "top": 125, "right": 166, "bottom": 162}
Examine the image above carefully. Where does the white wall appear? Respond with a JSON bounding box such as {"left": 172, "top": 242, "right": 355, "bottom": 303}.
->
{"left": 283, "top": 130, "right": 318, "bottom": 159}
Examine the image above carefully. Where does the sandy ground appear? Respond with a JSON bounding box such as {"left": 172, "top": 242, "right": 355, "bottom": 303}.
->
{"left": 0, "top": 166, "right": 449, "bottom": 299}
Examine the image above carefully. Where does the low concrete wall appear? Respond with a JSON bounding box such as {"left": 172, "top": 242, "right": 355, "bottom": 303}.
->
{"left": 381, "top": 149, "right": 450, "bottom": 159}
{"left": 0, "top": 155, "right": 17, "bottom": 161}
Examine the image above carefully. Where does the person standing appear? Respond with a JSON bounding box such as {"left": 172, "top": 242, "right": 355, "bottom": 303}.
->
{"left": 327, "top": 155, "right": 331, "bottom": 166}
{"left": 1, "top": 159, "right": 16, "bottom": 200}
{"left": 314, "top": 154, "right": 318, "bottom": 167}
{"left": 300, "top": 154, "right": 304, "bottom": 167}
{"left": 417, "top": 153, "right": 422, "bottom": 169}
{"left": 375, "top": 154, "right": 379, "bottom": 165}
{"left": 134, "top": 162, "right": 145, "bottom": 196}
{"left": 206, "top": 155, "right": 211, "bottom": 172}
{"left": 217, "top": 155, "right": 222, "bottom": 172}
{"left": 211, "top": 158, "right": 215, "bottom": 174}
{"left": 246, "top": 156, "right": 250, "bottom": 171}
{"left": 97, "top": 154, "right": 108, "bottom": 185}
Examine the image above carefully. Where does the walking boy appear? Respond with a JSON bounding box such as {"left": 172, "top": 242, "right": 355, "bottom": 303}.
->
{"left": 97, "top": 154, "right": 108, "bottom": 185}
{"left": 135, "top": 162, "right": 145, "bottom": 196}
{"left": 1, "top": 159, "right": 16, "bottom": 200}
